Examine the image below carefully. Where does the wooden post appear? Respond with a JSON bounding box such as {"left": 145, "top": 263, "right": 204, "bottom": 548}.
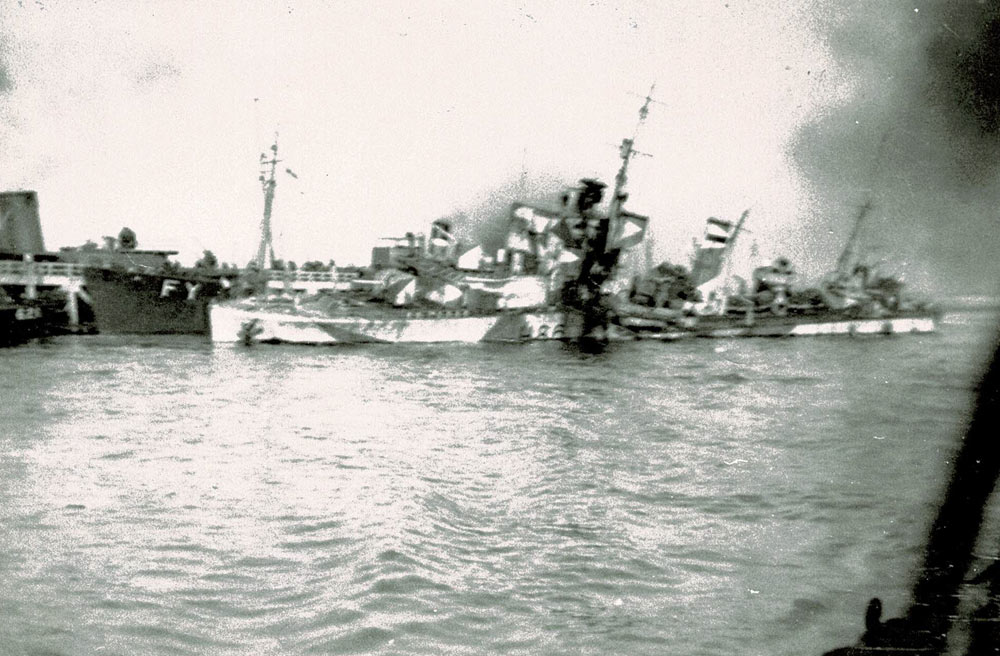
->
{"left": 64, "top": 279, "right": 80, "bottom": 328}
{"left": 23, "top": 253, "right": 37, "bottom": 300}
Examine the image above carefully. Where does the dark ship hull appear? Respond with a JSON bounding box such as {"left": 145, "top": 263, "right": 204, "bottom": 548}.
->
{"left": 0, "top": 301, "right": 64, "bottom": 346}
{"left": 82, "top": 267, "right": 233, "bottom": 335}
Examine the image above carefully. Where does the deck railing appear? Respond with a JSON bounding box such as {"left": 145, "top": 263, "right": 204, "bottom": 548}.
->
{"left": 0, "top": 260, "right": 86, "bottom": 278}
{"left": 0, "top": 260, "right": 356, "bottom": 285}
{"left": 262, "top": 269, "right": 357, "bottom": 283}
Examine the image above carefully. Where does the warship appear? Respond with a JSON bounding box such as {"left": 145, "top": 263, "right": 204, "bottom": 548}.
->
{"left": 210, "top": 97, "right": 656, "bottom": 346}
{"left": 615, "top": 201, "right": 941, "bottom": 339}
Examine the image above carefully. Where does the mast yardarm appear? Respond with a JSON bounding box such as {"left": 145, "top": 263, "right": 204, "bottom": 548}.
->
{"left": 608, "top": 84, "right": 658, "bottom": 246}
{"left": 255, "top": 138, "right": 280, "bottom": 271}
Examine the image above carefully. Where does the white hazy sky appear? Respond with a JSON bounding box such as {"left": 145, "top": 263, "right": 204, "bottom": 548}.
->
{"left": 2, "top": 1, "right": 852, "bottom": 271}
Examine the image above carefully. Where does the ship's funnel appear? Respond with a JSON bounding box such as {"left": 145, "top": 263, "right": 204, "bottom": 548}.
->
{"left": 0, "top": 191, "right": 46, "bottom": 254}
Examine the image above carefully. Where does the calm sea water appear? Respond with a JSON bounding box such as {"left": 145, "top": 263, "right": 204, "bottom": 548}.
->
{"left": 1, "top": 310, "right": 998, "bottom": 656}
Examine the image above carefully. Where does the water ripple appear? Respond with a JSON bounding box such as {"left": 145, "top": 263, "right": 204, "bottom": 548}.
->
{"left": 0, "top": 313, "right": 995, "bottom": 655}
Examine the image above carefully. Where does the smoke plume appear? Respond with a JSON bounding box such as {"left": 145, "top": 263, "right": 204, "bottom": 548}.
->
{"left": 438, "top": 172, "right": 571, "bottom": 254}
{"left": 791, "top": 0, "right": 1000, "bottom": 296}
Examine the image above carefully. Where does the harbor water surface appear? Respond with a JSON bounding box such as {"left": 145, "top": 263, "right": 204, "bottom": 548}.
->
{"left": 2, "top": 310, "right": 998, "bottom": 656}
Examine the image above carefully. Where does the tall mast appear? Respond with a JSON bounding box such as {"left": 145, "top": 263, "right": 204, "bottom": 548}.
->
{"left": 607, "top": 84, "right": 657, "bottom": 245}
{"left": 255, "top": 136, "right": 280, "bottom": 270}
{"left": 718, "top": 209, "right": 750, "bottom": 293}
{"left": 723, "top": 209, "right": 749, "bottom": 262}
{"left": 644, "top": 227, "right": 654, "bottom": 270}
{"left": 835, "top": 199, "right": 873, "bottom": 277}
{"left": 833, "top": 129, "right": 888, "bottom": 278}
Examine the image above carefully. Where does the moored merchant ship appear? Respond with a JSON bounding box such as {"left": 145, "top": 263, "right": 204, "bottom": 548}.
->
{"left": 81, "top": 265, "right": 235, "bottom": 335}
{"left": 65, "top": 225, "right": 241, "bottom": 335}
{"left": 0, "top": 189, "right": 243, "bottom": 336}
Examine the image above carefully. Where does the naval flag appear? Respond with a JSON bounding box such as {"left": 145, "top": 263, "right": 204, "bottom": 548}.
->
{"left": 690, "top": 217, "right": 737, "bottom": 287}
{"left": 612, "top": 211, "right": 648, "bottom": 250}
{"left": 510, "top": 202, "right": 576, "bottom": 248}
{"left": 702, "top": 217, "right": 734, "bottom": 248}
{"left": 512, "top": 204, "right": 560, "bottom": 234}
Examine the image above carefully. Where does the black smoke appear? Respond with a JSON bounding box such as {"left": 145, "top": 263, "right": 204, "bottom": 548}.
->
{"left": 926, "top": 0, "right": 1000, "bottom": 179}
{"left": 440, "top": 171, "right": 569, "bottom": 254}
{"left": 791, "top": 1, "right": 1000, "bottom": 297}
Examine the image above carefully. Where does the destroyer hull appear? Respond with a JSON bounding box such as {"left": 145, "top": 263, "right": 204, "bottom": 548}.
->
{"left": 210, "top": 303, "right": 583, "bottom": 344}
{"left": 621, "top": 310, "right": 940, "bottom": 340}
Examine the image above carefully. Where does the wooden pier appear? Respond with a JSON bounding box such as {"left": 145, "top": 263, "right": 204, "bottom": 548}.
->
{"left": 0, "top": 258, "right": 89, "bottom": 327}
